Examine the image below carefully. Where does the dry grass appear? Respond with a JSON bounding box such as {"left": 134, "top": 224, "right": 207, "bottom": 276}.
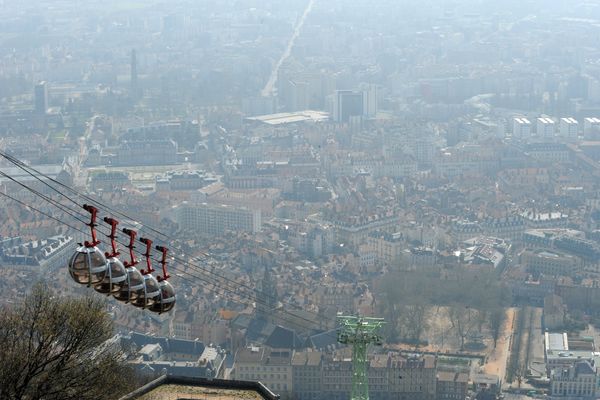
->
{"left": 139, "top": 384, "right": 264, "bottom": 400}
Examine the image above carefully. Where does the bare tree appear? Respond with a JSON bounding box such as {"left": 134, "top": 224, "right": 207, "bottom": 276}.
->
{"left": 402, "top": 302, "right": 429, "bottom": 346}
{"left": 490, "top": 307, "right": 506, "bottom": 349}
{"left": 448, "top": 305, "right": 478, "bottom": 351}
{"left": 0, "top": 284, "right": 135, "bottom": 400}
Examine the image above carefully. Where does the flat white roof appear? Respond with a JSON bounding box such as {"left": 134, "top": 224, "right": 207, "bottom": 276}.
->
{"left": 545, "top": 332, "right": 569, "bottom": 352}
{"left": 514, "top": 117, "right": 531, "bottom": 124}
{"left": 537, "top": 117, "right": 555, "bottom": 124}
{"left": 246, "top": 110, "right": 330, "bottom": 126}
{"left": 560, "top": 117, "right": 578, "bottom": 124}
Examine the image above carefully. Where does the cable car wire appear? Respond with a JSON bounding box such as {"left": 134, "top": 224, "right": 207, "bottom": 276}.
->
{"left": 0, "top": 174, "right": 340, "bottom": 336}
{"left": 0, "top": 151, "right": 337, "bottom": 331}
{"left": 0, "top": 170, "right": 90, "bottom": 226}
{"left": 0, "top": 150, "right": 170, "bottom": 240}
{"left": 0, "top": 189, "right": 334, "bottom": 336}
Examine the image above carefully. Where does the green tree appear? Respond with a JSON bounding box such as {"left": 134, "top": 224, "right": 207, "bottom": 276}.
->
{"left": 0, "top": 284, "right": 135, "bottom": 400}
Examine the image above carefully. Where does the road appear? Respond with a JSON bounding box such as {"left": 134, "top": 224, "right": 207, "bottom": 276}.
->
{"left": 485, "top": 308, "right": 517, "bottom": 386}
{"left": 260, "top": 0, "right": 316, "bottom": 97}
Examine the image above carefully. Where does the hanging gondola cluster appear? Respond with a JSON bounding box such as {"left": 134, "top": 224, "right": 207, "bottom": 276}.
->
{"left": 67, "top": 204, "right": 176, "bottom": 314}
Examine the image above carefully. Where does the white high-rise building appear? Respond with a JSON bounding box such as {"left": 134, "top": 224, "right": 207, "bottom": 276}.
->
{"left": 559, "top": 117, "right": 579, "bottom": 140}
{"left": 537, "top": 117, "right": 555, "bottom": 139}
{"left": 588, "top": 78, "right": 600, "bottom": 103}
{"left": 513, "top": 117, "right": 532, "bottom": 139}
{"left": 362, "top": 84, "right": 378, "bottom": 118}
{"left": 176, "top": 202, "right": 261, "bottom": 235}
{"left": 583, "top": 117, "right": 600, "bottom": 140}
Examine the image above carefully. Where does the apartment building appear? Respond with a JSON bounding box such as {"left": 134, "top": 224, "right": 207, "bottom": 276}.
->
{"left": 232, "top": 346, "right": 293, "bottom": 399}
{"left": 537, "top": 117, "right": 556, "bottom": 139}
{"left": 292, "top": 351, "right": 323, "bottom": 400}
{"left": 382, "top": 354, "right": 437, "bottom": 400}
{"left": 436, "top": 371, "right": 469, "bottom": 400}
{"left": 176, "top": 202, "right": 262, "bottom": 235}
{"left": 513, "top": 117, "right": 532, "bottom": 139}
{"left": 550, "top": 360, "right": 598, "bottom": 400}
{"left": 229, "top": 344, "right": 449, "bottom": 400}
{"left": 368, "top": 231, "right": 405, "bottom": 266}
{"left": 0, "top": 234, "right": 74, "bottom": 272}
{"left": 333, "top": 213, "right": 401, "bottom": 249}
{"left": 321, "top": 353, "right": 437, "bottom": 400}
{"left": 559, "top": 118, "right": 578, "bottom": 141}
{"left": 170, "top": 310, "right": 194, "bottom": 340}
{"left": 521, "top": 249, "right": 582, "bottom": 277}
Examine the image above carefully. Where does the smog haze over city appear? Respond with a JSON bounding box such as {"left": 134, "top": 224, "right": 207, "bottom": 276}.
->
{"left": 3, "top": 1, "right": 600, "bottom": 399}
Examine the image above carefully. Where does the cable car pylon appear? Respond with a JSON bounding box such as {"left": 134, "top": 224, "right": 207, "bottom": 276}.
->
{"left": 337, "top": 315, "right": 386, "bottom": 400}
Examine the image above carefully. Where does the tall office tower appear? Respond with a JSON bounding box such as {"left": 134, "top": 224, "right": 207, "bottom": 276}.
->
{"left": 537, "top": 117, "right": 556, "bottom": 139}
{"left": 512, "top": 117, "right": 531, "bottom": 139}
{"left": 286, "top": 80, "right": 310, "bottom": 112}
{"left": 130, "top": 49, "right": 138, "bottom": 98}
{"left": 362, "top": 84, "right": 378, "bottom": 118}
{"left": 583, "top": 118, "right": 600, "bottom": 140}
{"left": 34, "top": 81, "right": 48, "bottom": 115}
{"left": 559, "top": 117, "right": 579, "bottom": 141}
{"left": 333, "top": 90, "right": 364, "bottom": 123}
{"left": 588, "top": 78, "right": 600, "bottom": 103}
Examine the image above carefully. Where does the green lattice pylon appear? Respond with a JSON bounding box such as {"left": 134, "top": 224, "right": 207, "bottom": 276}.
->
{"left": 337, "top": 315, "right": 385, "bottom": 400}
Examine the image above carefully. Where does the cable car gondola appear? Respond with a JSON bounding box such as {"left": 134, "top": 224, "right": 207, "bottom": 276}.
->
{"left": 68, "top": 205, "right": 108, "bottom": 286}
{"left": 94, "top": 217, "right": 127, "bottom": 295}
{"left": 149, "top": 245, "right": 176, "bottom": 314}
{"left": 113, "top": 228, "right": 145, "bottom": 303}
{"left": 130, "top": 237, "right": 160, "bottom": 309}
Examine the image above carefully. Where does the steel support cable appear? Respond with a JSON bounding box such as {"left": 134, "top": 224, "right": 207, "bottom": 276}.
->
{"left": 0, "top": 180, "right": 278, "bottom": 325}
{"left": 0, "top": 190, "right": 330, "bottom": 336}
{"left": 166, "top": 265, "right": 336, "bottom": 336}
{"left": 164, "top": 268, "right": 337, "bottom": 341}
{"left": 0, "top": 150, "right": 170, "bottom": 240}
{"left": 0, "top": 155, "right": 334, "bottom": 330}
{"left": 0, "top": 159, "right": 265, "bottom": 300}
{"left": 0, "top": 152, "right": 340, "bottom": 334}
{"left": 0, "top": 191, "right": 88, "bottom": 236}
{"left": 0, "top": 153, "right": 313, "bottom": 314}
{"left": 0, "top": 182, "right": 337, "bottom": 337}
{"left": 0, "top": 191, "right": 336, "bottom": 339}
{"left": 0, "top": 170, "right": 90, "bottom": 226}
{"left": 0, "top": 152, "right": 83, "bottom": 209}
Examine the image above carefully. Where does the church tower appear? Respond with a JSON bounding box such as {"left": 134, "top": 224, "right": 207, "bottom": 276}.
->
{"left": 256, "top": 267, "right": 278, "bottom": 321}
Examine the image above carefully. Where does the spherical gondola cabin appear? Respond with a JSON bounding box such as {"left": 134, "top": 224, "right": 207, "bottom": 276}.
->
{"left": 148, "top": 245, "right": 176, "bottom": 314}
{"left": 149, "top": 280, "right": 176, "bottom": 314}
{"left": 114, "top": 227, "right": 146, "bottom": 303}
{"left": 95, "top": 217, "right": 127, "bottom": 295}
{"left": 113, "top": 266, "right": 145, "bottom": 303}
{"left": 132, "top": 274, "right": 161, "bottom": 309}
{"left": 68, "top": 205, "right": 108, "bottom": 286}
{"left": 94, "top": 256, "right": 127, "bottom": 294}
{"left": 68, "top": 245, "right": 108, "bottom": 286}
